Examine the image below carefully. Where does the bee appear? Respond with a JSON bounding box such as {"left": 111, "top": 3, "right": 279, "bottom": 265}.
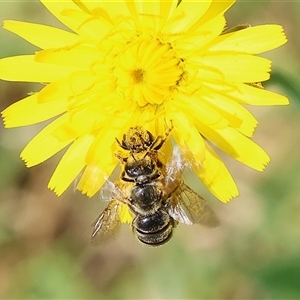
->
{"left": 91, "top": 126, "right": 219, "bottom": 246}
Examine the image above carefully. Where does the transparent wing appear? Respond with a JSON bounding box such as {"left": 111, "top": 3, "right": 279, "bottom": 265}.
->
{"left": 99, "top": 165, "right": 123, "bottom": 202}
{"left": 164, "top": 146, "right": 186, "bottom": 186}
{"left": 91, "top": 199, "right": 122, "bottom": 245}
{"left": 168, "top": 182, "right": 220, "bottom": 227}
{"left": 99, "top": 178, "right": 124, "bottom": 201}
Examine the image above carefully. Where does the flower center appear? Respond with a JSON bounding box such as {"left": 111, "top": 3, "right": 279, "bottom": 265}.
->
{"left": 113, "top": 39, "right": 184, "bottom": 107}
{"left": 131, "top": 68, "right": 144, "bottom": 84}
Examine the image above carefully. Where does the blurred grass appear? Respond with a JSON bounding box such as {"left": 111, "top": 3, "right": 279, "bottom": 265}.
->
{"left": 1, "top": 1, "right": 300, "bottom": 299}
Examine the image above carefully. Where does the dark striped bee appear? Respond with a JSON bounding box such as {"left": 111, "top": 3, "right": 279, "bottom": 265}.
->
{"left": 91, "top": 125, "right": 219, "bottom": 246}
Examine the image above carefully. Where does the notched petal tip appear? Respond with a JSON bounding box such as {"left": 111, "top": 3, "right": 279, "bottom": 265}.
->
{"left": 2, "top": 20, "right": 8, "bottom": 28}
{"left": 20, "top": 154, "right": 31, "bottom": 168}
{"left": 47, "top": 184, "right": 63, "bottom": 197}
{"left": 2, "top": 20, "right": 17, "bottom": 31}
{"left": 1, "top": 111, "right": 8, "bottom": 128}
{"left": 215, "top": 185, "right": 239, "bottom": 204}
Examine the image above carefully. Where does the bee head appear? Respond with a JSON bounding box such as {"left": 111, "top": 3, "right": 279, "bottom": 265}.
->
{"left": 117, "top": 126, "right": 154, "bottom": 153}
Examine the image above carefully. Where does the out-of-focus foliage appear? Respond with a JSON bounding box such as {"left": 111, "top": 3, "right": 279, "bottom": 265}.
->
{"left": 0, "top": 1, "right": 300, "bottom": 299}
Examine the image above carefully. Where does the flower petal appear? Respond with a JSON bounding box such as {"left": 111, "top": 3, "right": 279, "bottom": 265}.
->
{"left": 2, "top": 93, "right": 67, "bottom": 127}
{"left": 192, "top": 142, "right": 239, "bottom": 203}
{"left": 0, "top": 55, "right": 79, "bottom": 82}
{"left": 174, "top": 94, "right": 229, "bottom": 129}
{"left": 226, "top": 83, "right": 290, "bottom": 105}
{"left": 175, "top": 13, "right": 226, "bottom": 52}
{"left": 40, "top": 0, "right": 86, "bottom": 34}
{"left": 41, "top": 2, "right": 113, "bottom": 42}
{"left": 163, "top": 1, "right": 212, "bottom": 33}
{"left": 35, "top": 44, "right": 102, "bottom": 69}
{"left": 77, "top": 129, "right": 120, "bottom": 197}
{"left": 59, "top": 8, "right": 113, "bottom": 42}
{"left": 200, "top": 91, "right": 258, "bottom": 137}
{"left": 48, "top": 134, "right": 94, "bottom": 196}
{"left": 210, "top": 25, "right": 287, "bottom": 54}
{"left": 3, "top": 20, "right": 81, "bottom": 49}
{"left": 132, "top": 1, "right": 177, "bottom": 31}
{"left": 77, "top": 160, "right": 116, "bottom": 197}
{"left": 198, "top": 0, "right": 235, "bottom": 27}
{"left": 21, "top": 114, "right": 73, "bottom": 167}
{"left": 77, "top": 111, "right": 135, "bottom": 197}
{"left": 196, "top": 123, "right": 270, "bottom": 171}
{"left": 166, "top": 106, "right": 206, "bottom": 163}
{"left": 119, "top": 203, "right": 134, "bottom": 224}
{"left": 37, "top": 70, "right": 97, "bottom": 104}
{"left": 198, "top": 53, "right": 272, "bottom": 82}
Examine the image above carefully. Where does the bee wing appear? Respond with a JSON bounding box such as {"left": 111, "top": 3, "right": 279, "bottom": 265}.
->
{"left": 168, "top": 182, "right": 220, "bottom": 227}
{"left": 164, "top": 146, "right": 187, "bottom": 188}
{"left": 99, "top": 176, "right": 124, "bottom": 201}
{"left": 91, "top": 199, "right": 122, "bottom": 244}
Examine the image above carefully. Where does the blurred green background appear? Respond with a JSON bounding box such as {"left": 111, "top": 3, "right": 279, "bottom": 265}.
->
{"left": 0, "top": 1, "right": 299, "bottom": 299}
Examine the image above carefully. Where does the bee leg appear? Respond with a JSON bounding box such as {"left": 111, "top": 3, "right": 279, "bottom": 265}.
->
{"left": 115, "top": 151, "right": 127, "bottom": 163}
{"left": 152, "top": 123, "right": 174, "bottom": 151}
{"left": 120, "top": 172, "right": 135, "bottom": 183}
{"left": 115, "top": 136, "right": 129, "bottom": 151}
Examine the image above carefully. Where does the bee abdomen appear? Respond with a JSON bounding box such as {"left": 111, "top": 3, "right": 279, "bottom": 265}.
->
{"left": 132, "top": 210, "right": 174, "bottom": 246}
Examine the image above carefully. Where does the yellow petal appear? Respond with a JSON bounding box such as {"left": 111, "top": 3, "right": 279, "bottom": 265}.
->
{"left": 175, "top": 14, "right": 225, "bottom": 52}
{"left": 227, "top": 83, "right": 289, "bottom": 105}
{"left": 53, "top": 106, "right": 107, "bottom": 141}
{"left": 166, "top": 106, "right": 206, "bottom": 163}
{"left": 48, "top": 134, "right": 94, "bottom": 196}
{"left": 176, "top": 94, "right": 229, "bottom": 129}
{"left": 167, "top": 102, "right": 238, "bottom": 202}
{"left": 197, "top": 0, "right": 235, "bottom": 27}
{"left": 197, "top": 123, "right": 270, "bottom": 171}
{"left": 0, "top": 55, "right": 79, "bottom": 82}
{"left": 192, "top": 142, "right": 239, "bottom": 202}
{"left": 20, "top": 114, "right": 73, "bottom": 167}
{"left": 133, "top": 1, "right": 177, "bottom": 31}
{"left": 37, "top": 70, "right": 97, "bottom": 104}
{"left": 119, "top": 203, "right": 134, "bottom": 224}
{"left": 3, "top": 20, "right": 81, "bottom": 49}
{"left": 40, "top": 0, "right": 86, "bottom": 34}
{"left": 86, "top": 127, "right": 119, "bottom": 166}
{"left": 175, "top": 0, "right": 234, "bottom": 37}
{"left": 77, "top": 160, "right": 116, "bottom": 197}
{"left": 2, "top": 93, "right": 67, "bottom": 128}
{"left": 199, "top": 53, "right": 272, "bottom": 82}
{"left": 210, "top": 25, "right": 287, "bottom": 54}
{"left": 59, "top": 8, "right": 113, "bottom": 42}
{"left": 200, "top": 91, "right": 258, "bottom": 137}
{"left": 158, "top": 1, "right": 178, "bottom": 24}
{"left": 77, "top": 114, "right": 131, "bottom": 197}
{"left": 163, "top": 1, "right": 211, "bottom": 33}
{"left": 35, "top": 44, "right": 102, "bottom": 69}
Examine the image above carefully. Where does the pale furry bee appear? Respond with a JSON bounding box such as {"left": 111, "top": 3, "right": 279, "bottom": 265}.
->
{"left": 91, "top": 125, "right": 219, "bottom": 246}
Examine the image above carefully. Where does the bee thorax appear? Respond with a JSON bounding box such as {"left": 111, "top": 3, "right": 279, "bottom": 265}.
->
{"left": 130, "top": 184, "right": 162, "bottom": 212}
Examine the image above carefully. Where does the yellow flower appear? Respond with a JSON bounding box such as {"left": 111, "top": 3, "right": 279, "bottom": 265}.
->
{"left": 0, "top": 0, "right": 288, "bottom": 202}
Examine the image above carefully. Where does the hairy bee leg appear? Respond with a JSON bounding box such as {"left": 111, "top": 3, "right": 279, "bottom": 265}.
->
{"left": 151, "top": 123, "right": 174, "bottom": 152}
{"left": 115, "top": 151, "right": 127, "bottom": 164}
